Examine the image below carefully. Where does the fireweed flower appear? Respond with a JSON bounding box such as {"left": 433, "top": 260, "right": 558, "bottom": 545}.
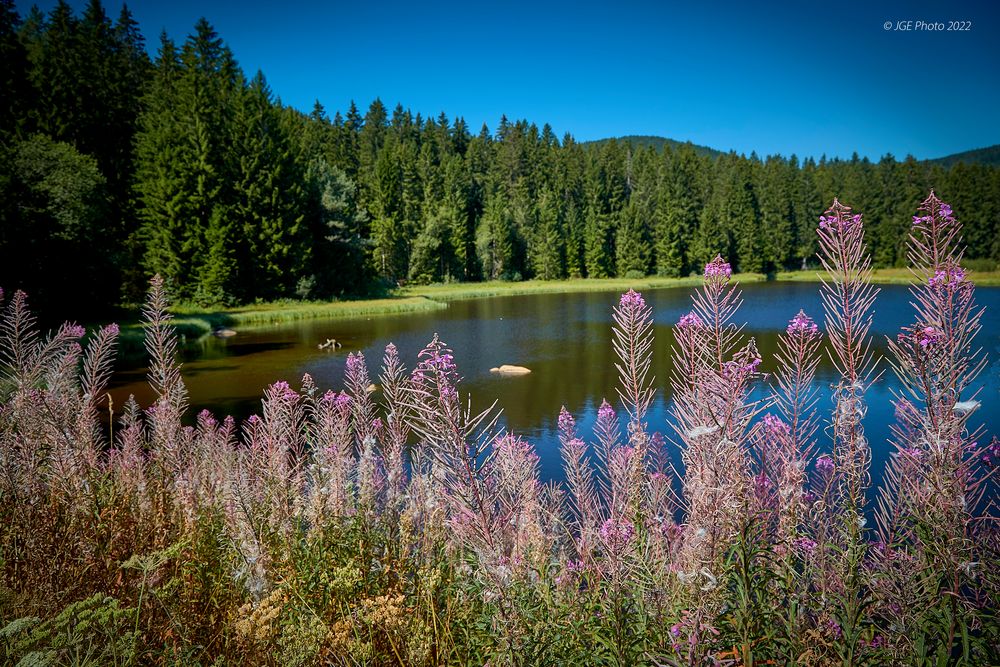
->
{"left": 917, "top": 326, "right": 940, "bottom": 349}
{"left": 815, "top": 455, "right": 835, "bottom": 475}
{"left": 269, "top": 380, "right": 299, "bottom": 402}
{"left": 928, "top": 266, "right": 966, "bottom": 289}
{"left": 819, "top": 211, "right": 862, "bottom": 231}
{"left": 596, "top": 400, "right": 616, "bottom": 425}
{"left": 599, "top": 518, "right": 635, "bottom": 553}
{"left": 703, "top": 254, "right": 732, "bottom": 280}
{"left": 557, "top": 407, "right": 575, "bottom": 436}
{"left": 618, "top": 289, "right": 646, "bottom": 310}
{"left": 793, "top": 537, "right": 817, "bottom": 554}
{"left": 762, "top": 413, "right": 790, "bottom": 438}
{"left": 677, "top": 311, "right": 703, "bottom": 328}
{"left": 786, "top": 310, "right": 819, "bottom": 337}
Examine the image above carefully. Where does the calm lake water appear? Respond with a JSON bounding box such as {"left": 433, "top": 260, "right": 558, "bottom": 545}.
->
{"left": 109, "top": 282, "right": 1000, "bottom": 484}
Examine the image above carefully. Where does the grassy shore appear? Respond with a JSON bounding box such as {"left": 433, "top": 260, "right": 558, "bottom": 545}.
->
{"left": 116, "top": 296, "right": 447, "bottom": 354}
{"left": 111, "top": 268, "right": 1000, "bottom": 355}
{"left": 776, "top": 267, "right": 1000, "bottom": 286}
{"left": 398, "top": 273, "right": 767, "bottom": 301}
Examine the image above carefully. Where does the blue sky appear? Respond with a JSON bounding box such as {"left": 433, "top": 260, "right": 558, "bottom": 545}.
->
{"left": 16, "top": 0, "right": 1000, "bottom": 160}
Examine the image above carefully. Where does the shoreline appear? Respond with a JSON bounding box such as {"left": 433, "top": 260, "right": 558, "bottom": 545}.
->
{"left": 112, "top": 269, "right": 1000, "bottom": 355}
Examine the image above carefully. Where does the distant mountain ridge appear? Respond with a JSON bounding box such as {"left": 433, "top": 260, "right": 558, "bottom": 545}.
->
{"left": 927, "top": 144, "right": 1000, "bottom": 168}
{"left": 585, "top": 135, "right": 1000, "bottom": 167}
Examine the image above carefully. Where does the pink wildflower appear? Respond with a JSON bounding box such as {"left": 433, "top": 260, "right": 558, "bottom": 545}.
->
{"left": 786, "top": 310, "right": 819, "bottom": 336}
{"left": 618, "top": 289, "right": 646, "bottom": 310}
{"left": 703, "top": 254, "right": 732, "bottom": 280}
{"left": 677, "top": 311, "right": 703, "bottom": 328}
{"left": 815, "top": 455, "right": 835, "bottom": 475}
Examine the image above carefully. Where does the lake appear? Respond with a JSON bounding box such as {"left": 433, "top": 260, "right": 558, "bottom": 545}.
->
{"left": 109, "top": 282, "right": 1000, "bottom": 484}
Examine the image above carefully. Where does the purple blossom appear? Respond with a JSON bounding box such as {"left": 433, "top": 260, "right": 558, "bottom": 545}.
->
{"left": 819, "top": 212, "right": 863, "bottom": 231}
{"left": 982, "top": 438, "right": 1000, "bottom": 468}
{"left": 754, "top": 472, "right": 774, "bottom": 496}
{"left": 916, "top": 191, "right": 957, "bottom": 226}
{"left": 677, "top": 312, "right": 703, "bottom": 328}
{"left": 599, "top": 518, "right": 635, "bottom": 552}
{"left": 197, "top": 409, "right": 216, "bottom": 428}
{"left": 786, "top": 310, "right": 819, "bottom": 337}
{"left": 597, "top": 399, "right": 616, "bottom": 424}
{"left": 929, "top": 266, "right": 966, "bottom": 289}
{"left": 105, "top": 323, "right": 120, "bottom": 336}
{"left": 346, "top": 352, "right": 366, "bottom": 375}
{"left": 565, "top": 437, "right": 587, "bottom": 454}
{"left": 558, "top": 407, "right": 575, "bottom": 435}
{"left": 269, "top": 380, "right": 299, "bottom": 402}
{"left": 917, "top": 326, "right": 940, "bottom": 349}
{"left": 793, "top": 537, "right": 817, "bottom": 554}
{"left": 618, "top": 289, "right": 646, "bottom": 310}
{"left": 763, "top": 414, "right": 790, "bottom": 438}
{"left": 67, "top": 324, "right": 86, "bottom": 338}
{"left": 703, "top": 255, "right": 732, "bottom": 280}
{"left": 815, "top": 455, "right": 835, "bottom": 475}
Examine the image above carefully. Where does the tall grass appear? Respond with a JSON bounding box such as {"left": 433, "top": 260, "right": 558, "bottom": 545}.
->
{"left": 1, "top": 193, "right": 998, "bottom": 666}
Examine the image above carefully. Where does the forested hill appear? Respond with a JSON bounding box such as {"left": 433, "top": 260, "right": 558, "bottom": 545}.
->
{"left": 580, "top": 136, "right": 722, "bottom": 159}
{"left": 588, "top": 136, "right": 1000, "bottom": 168}
{"left": 2, "top": 1, "right": 1000, "bottom": 318}
{"left": 928, "top": 144, "right": 1000, "bottom": 168}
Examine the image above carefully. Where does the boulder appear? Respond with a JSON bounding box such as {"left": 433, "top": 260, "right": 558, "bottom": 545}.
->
{"left": 489, "top": 364, "right": 531, "bottom": 375}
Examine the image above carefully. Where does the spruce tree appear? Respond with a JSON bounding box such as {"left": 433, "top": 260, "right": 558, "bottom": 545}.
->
{"left": 616, "top": 200, "right": 651, "bottom": 277}
{"left": 230, "top": 72, "right": 308, "bottom": 301}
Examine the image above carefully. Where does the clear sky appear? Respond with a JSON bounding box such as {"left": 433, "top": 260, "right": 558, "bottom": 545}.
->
{"left": 15, "top": 0, "right": 1000, "bottom": 160}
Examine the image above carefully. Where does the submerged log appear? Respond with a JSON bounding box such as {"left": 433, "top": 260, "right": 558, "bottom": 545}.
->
{"left": 318, "top": 338, "right": 343, "bottom": 350}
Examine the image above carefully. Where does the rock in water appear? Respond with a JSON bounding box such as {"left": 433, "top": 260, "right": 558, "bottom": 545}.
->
{"left": 213, "top": 328, "right": 237, "bottom": 338}
{"left": 490, "top": 364, "right": 531, "bottom": 375}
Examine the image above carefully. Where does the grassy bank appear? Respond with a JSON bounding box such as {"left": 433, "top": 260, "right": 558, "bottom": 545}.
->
{"left": 398, "top": 273, "right": 767, "bottom": 301}
{"left": 116, "top": 295, "right": 447, "bottom": 355}
{"left": 776, "top": 267, "right": 1000, "bottom": 286}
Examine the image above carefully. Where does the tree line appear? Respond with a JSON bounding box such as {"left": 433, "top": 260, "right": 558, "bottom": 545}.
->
{"left": 3, "top": 0, "right": 1000, "bottom": 316}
